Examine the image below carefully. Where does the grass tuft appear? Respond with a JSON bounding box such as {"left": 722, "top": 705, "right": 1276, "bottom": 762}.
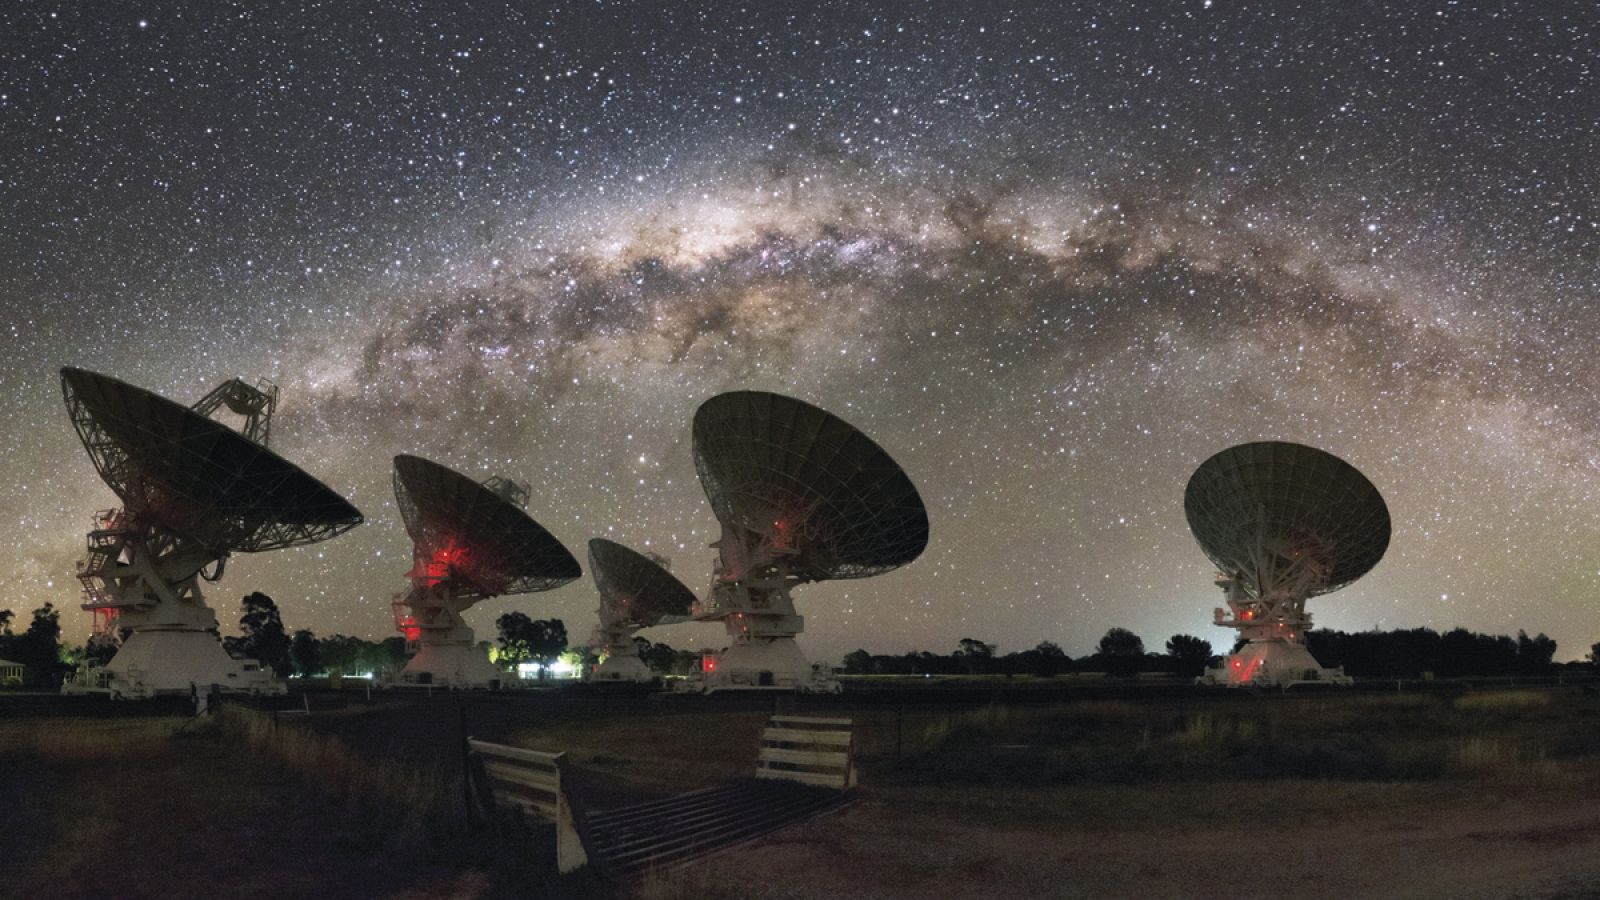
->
{"left": 1447, "top": 737, "right": 1557, "bottom": 780}
{"left": 217, "top": 706, "right": 464, "bottom": 854}
{"left": 0, "top": 718, "right": 186, "bottom": 760}
{"left": 881, "top": 687, "right": 1594, "bottom": 788}
{"left": 1454, "top": 690, "right": 1552, "bottom": 711}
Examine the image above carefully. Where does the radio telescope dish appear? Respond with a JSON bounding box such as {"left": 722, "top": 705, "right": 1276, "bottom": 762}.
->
{"left": 689, "top": 391, "right": 929, "bottom": 693}
{"left": 1184, "top": 441, "right": 1391, "bottom": 688}
{"left": 63, "top": 367, "right": 362, "bottom": 552}
{"left": 587, "top": 539, "right": 697, "bottom": 684}
{"left": 390, "top": 455, "right": 580, "bottom": 689}
{"left": 59, "top": 368, "right": 363, "bottom": 700}
{"left": 693, "top": 391, "right": 929, "bottom": 581}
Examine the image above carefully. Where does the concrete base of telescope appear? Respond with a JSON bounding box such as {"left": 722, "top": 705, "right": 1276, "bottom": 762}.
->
{"left": 1200, "top": 638, "right": 1352, "bottom": 688}
{"left": 398, "top": 642, "right": 505, "bottom": 689}
{"left": 695, "top": 638, "right": 840, "bottom": 694}
{"left": 590, "top": 654, "right": 653, "bottom": 683}
{"left": 62, "top": 628, "right": 283, "bottom": 700}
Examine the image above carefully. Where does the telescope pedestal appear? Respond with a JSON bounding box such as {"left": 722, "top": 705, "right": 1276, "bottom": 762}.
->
{"left": 1201, "top": 638, "right": 1351, "bottom": 688}
{"left": 701, "top": 637, "right": 838, "bottom": 693}
{"left": 591, "top": 654, "right": 652, "bottom": 683}
{"left": 107, "top": 629, "right": 277, "bottom": 698}
{"left": 64, "top": 517, "right": 282, "bottom": 699}
{"left": 394, "top": 583, "right": 505, "bottom": 689}
{"left": 589, "top": 623, "right": 654, "bottom": 683}
{"left": 691, "top": 530, "right": 839, "bottom": 694}
{"left": 399, "top": 640, "right": 504, "bottom": 689}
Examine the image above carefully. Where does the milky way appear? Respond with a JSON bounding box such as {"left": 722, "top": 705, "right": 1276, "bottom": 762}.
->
{"left": 2, "top": 2, "right": 1597, "bottom": 662}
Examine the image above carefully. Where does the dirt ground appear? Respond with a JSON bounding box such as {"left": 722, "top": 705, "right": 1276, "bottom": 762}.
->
{"left": 638, "top": 779, "right": 1600, "bottom": 900}
{"left": 0, "top": 719, "right": 469, "bottom": 900}
{"left": 7, "top": 686, "right": 1600, "bottom": 900}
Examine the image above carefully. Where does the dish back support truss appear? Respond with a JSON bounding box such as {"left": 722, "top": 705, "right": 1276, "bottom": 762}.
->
{"left": 63, "top": 368, "right": 362, "bottom": 553}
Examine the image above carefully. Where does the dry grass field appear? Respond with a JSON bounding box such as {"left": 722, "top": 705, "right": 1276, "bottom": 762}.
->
{"left": 5, "top": 684, "right": 1600, "bottom": 899}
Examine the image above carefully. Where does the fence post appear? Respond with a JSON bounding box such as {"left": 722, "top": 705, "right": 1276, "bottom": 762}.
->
{"left": 459, "top": 705, "right": 476, "bottom": 820}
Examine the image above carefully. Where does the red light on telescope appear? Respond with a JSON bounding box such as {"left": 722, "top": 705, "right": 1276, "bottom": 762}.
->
{"left": 415, "top": 539, "right": 471, "bottom": 586}
{"left": 397, "top": 615, "right": 422, "bottom": 642}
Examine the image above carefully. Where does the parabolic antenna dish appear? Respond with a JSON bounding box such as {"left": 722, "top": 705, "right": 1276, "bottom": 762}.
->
{"left": 588, "top": 539, "right": 697, "bottom": 628}
{"left": 394, "top": 454, "right": 581, "bottom": 600}
{"left": 692, "top": 391, "right": 929, "bottom": 581}
{"left": 1184, "top": 441, "right": 1390, "bottom": 598}
{"left": 62, "top": 367, "right": 363, "bottom": 552}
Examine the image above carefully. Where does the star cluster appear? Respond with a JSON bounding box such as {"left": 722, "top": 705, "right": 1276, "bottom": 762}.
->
{"left": 2, "top": 2, "right": 1598, "bottom": 661}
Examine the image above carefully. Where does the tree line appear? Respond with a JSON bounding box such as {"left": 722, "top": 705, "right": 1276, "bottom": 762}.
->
{"left": 0, "top": 604, "right": 66, "bottom": 688}
{"left": 4, "top": 596, "right": 1599, "bottom": 689}
{"left": 837, "top": 629, "right": 1217, "bottom": 678}
{"left": 1307, "top": 627, "right": 1566, "bottom": 679}
{"left": 0, "top": 594, "right": 416, "bottom": 687}
{"left": 832, "top": 626, "right": 1589, "bottom": 679}
{"left": 217, "top": 594, "right": 579, "bottom": 679}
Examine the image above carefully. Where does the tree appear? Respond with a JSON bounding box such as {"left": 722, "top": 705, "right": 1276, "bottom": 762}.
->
{"left": 0, "top": 608, "right": 13, "bottom": 664}
{"left": 1590, "top": 642, "right": 1599, "bottom": 666}
{"left": 1097, "top": 627, "right": 1144, "bottom": 657}
{"left": 561, "top": 646, "right": 597, "bottom": 678}
{"left": 289, "top": 629, "right": 322, "bottom": 677}
{"left": 1165, "top": 634, "right": 1214, "bottom": 678}
{"left": 955, "top": 638, "right": 996, "bottom": 675}
{"left": 1096, "top": 627, "right": 1145, "bottom": 677}
{"left": 317, "top": 635, "right": 365, "bottom": 676}
{"left": 526, "top": 620, "right": 567, "bottom": 675}
{"left": 12, "top": 603, "right": 65, "bottom": 688}
{"left": 496, "top": 613, "right": 566, "bottom": 677}
{"left": 376, "top": 637, "right": 408, "bottom": 674}
{"left": 1013, "top": 641, "right": 1069, "bottom": 677}
{"left": 671, "top": 648, "right": 702, "bottom": 676}
{"left": 957, "top": 638, "right": 995, "bottom": 658}
{"left": 636, "top": 639, "right": 681, "bottom": 675}
{"left": 496, "top": 611, "right": 535, "bottom": 668}
{"left": 82, "top": 637, "right": 119, "bottom": 668}
{"left": 227, "top": 592, "right": 292, "bottom": 676}
{"left": 841, "top": 649, "right": 874, "bottom": 675}
{"left": 1515, "top": 630, "right": 1557, "bottom": 674}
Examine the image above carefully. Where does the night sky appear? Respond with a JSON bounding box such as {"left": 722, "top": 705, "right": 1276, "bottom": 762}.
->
{"left": 3, "top": 2, "right": 1597, "bottom": 663}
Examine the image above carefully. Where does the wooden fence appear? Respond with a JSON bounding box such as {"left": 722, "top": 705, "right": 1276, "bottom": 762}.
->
{"left": 466, "top": 715, "right": 856, "bottom": 878}
{"left": 756, "top": 715, "right": 856, "bottom": 789}
{"left": 466, "top": 738, "right": 589, "bottom": 874}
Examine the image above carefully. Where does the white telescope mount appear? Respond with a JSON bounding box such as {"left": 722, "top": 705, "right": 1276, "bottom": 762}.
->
{"left": 392, "top": 581, "right": 503, "bottom": 690}
{"left": 1200, "top": 538, "right": 1352, "bottom": 688}
{"left": 64, "top": 509, "right": 281, "bottom": 699}
{"left": 689, "top": 520, "right": 839, "bottom": 693}
{"left": 589, "top": 621, "right": 652, "bottom": 683}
